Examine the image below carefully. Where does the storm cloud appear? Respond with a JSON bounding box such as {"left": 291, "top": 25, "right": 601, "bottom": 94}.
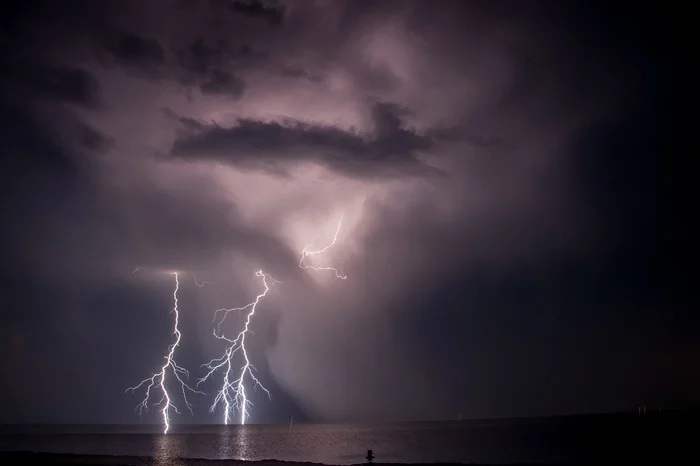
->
{"left": 0, "top": 0, "right": 694, "bottom": 425}
{"left": 230, "top": 0, "right": 286, "bottom": 25}
{"left": 170, "top": 101, "right": 440, "bottom": 179}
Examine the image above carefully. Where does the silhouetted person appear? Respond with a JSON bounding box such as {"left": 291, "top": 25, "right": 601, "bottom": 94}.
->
{"left": 366, "top": 449, "right": 374, "bottom": 463}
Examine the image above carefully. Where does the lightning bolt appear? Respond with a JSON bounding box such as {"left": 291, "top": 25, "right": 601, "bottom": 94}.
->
{"left": 198, "top": 270, "right": 279, "bottom": 424}
{"left": 126, "top": 272, "right": 203, "bottom": 433}
{"left": 196, "top": 215, "right": 346, "bottom": 424}
{"left": 299, "top": 215, "right": 347, "bottom": 279}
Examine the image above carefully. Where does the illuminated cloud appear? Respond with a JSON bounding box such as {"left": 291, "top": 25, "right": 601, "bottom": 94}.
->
{"left": 0, "top": 0, "right": 693, "bottom": 424}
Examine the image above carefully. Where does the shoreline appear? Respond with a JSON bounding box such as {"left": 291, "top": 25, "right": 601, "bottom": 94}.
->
{"left": 0, "top": 451, "right": 545, "bottom": 466}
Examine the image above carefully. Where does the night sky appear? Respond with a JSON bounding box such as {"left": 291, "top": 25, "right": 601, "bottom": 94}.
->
{"left": 0, "top": 0, "right": 695, "bottom": 425}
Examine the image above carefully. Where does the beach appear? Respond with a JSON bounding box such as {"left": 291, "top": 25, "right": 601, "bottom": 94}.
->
{"left": 1, "top": 451, "right": 548, "bottom": 466}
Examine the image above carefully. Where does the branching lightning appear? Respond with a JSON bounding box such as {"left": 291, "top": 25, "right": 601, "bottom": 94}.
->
{"left": 299, "top": 215, "right": 347, "bottom": 279}
{"left": 126, "top": 272, "right": 203, "bottom": 433}
{"left": 197, "top": 214, "right": 346, "bottom": 424}
{"left": 127, "top": 216, "right": 347, "bottom": 427}
{"left": 198, "top": 270, "right": 279, "bottom": 425}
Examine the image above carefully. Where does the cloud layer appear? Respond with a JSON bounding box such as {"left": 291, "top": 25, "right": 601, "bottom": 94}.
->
{"left": 0, "top": 0, "right": 695, "bottom": 424}
{"left": 170, "top": 101, "right": 440, "bottom": 179}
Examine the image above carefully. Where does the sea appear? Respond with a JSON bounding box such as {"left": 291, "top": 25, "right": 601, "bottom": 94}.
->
{"left": 0, "top": 412, "right": 695, "bottom": 464}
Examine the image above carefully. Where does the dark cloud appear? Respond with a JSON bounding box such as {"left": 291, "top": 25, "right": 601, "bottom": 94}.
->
{"left": 198, "top": 69, "right": 245, "bottom": 97}
{"left": 78, "top": 122, "right": 112, "bottom": 152}
{"left": 98, "top": 30, "right": 253, "bottom": 98}
{"left": 178, "top": 39, "right": 229, "bottom": 76}
{"left": 229, "top": 0, "right": 285, "bottom": 25}
{"left": 0, "top": 7, "right": 102, "bottom": 110}
{"left": 280, "top": 65, "right": 323, "bottom": 82}
{"left": 172, "top": 38, "right": 252, "bottom": 98}
{"left": 2, "top": 62, "right": 101, "bottom": 109}
{"left": 104, "top": 32, "right": 166, "bottom": 73}
{"left": 170, "top": 101, "right": 440, "bottom": 179}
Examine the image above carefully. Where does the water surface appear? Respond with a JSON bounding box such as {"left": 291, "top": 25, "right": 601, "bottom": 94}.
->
{"left": 0, "top": 413, "right": 693, "bottom": 464}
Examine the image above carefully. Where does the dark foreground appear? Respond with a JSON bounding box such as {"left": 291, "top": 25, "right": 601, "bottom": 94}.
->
{"left": 2, "top": 412, "right": 697, "bottom": 464}
{"left": 1, "top": 452, "right": 547, "bottom": 466}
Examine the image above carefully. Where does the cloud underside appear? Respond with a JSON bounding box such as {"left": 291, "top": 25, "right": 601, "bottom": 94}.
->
{"left": 1, "top": 0, "right": 693, "bottom": 425}
{"left": 170, "top": 102, "right": 443, "bottom": 179}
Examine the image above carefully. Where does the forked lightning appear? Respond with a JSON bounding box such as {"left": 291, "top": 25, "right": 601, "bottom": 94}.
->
{"left": 197, "top": 215, "right": 348, "bottom": 424}
{"left": 299, "top": 215, "right": 347, "bottom": 279}
{"left": 126, "top": 272, "right": 203, "bottom": 433}
{"left": 198, "top": 270, "right": 279, "bottom": 424}
{"left": 128, "top": 216, "right": 347, "bottom": 427}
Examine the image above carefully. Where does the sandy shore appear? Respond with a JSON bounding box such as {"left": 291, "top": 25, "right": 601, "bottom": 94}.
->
{"left": 0, "top": 452, "right": 313, "bottom": 466}
{"left": 0, "top": 451, "right": 546, "bottom": 465}
{"left": 1, "top": 452, "right": 314, "bottom": 465}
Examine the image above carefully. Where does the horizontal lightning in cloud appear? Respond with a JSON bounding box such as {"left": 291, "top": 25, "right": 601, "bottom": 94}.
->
{"left": 299, "top": 215, "right": 347, "bottom": 279}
